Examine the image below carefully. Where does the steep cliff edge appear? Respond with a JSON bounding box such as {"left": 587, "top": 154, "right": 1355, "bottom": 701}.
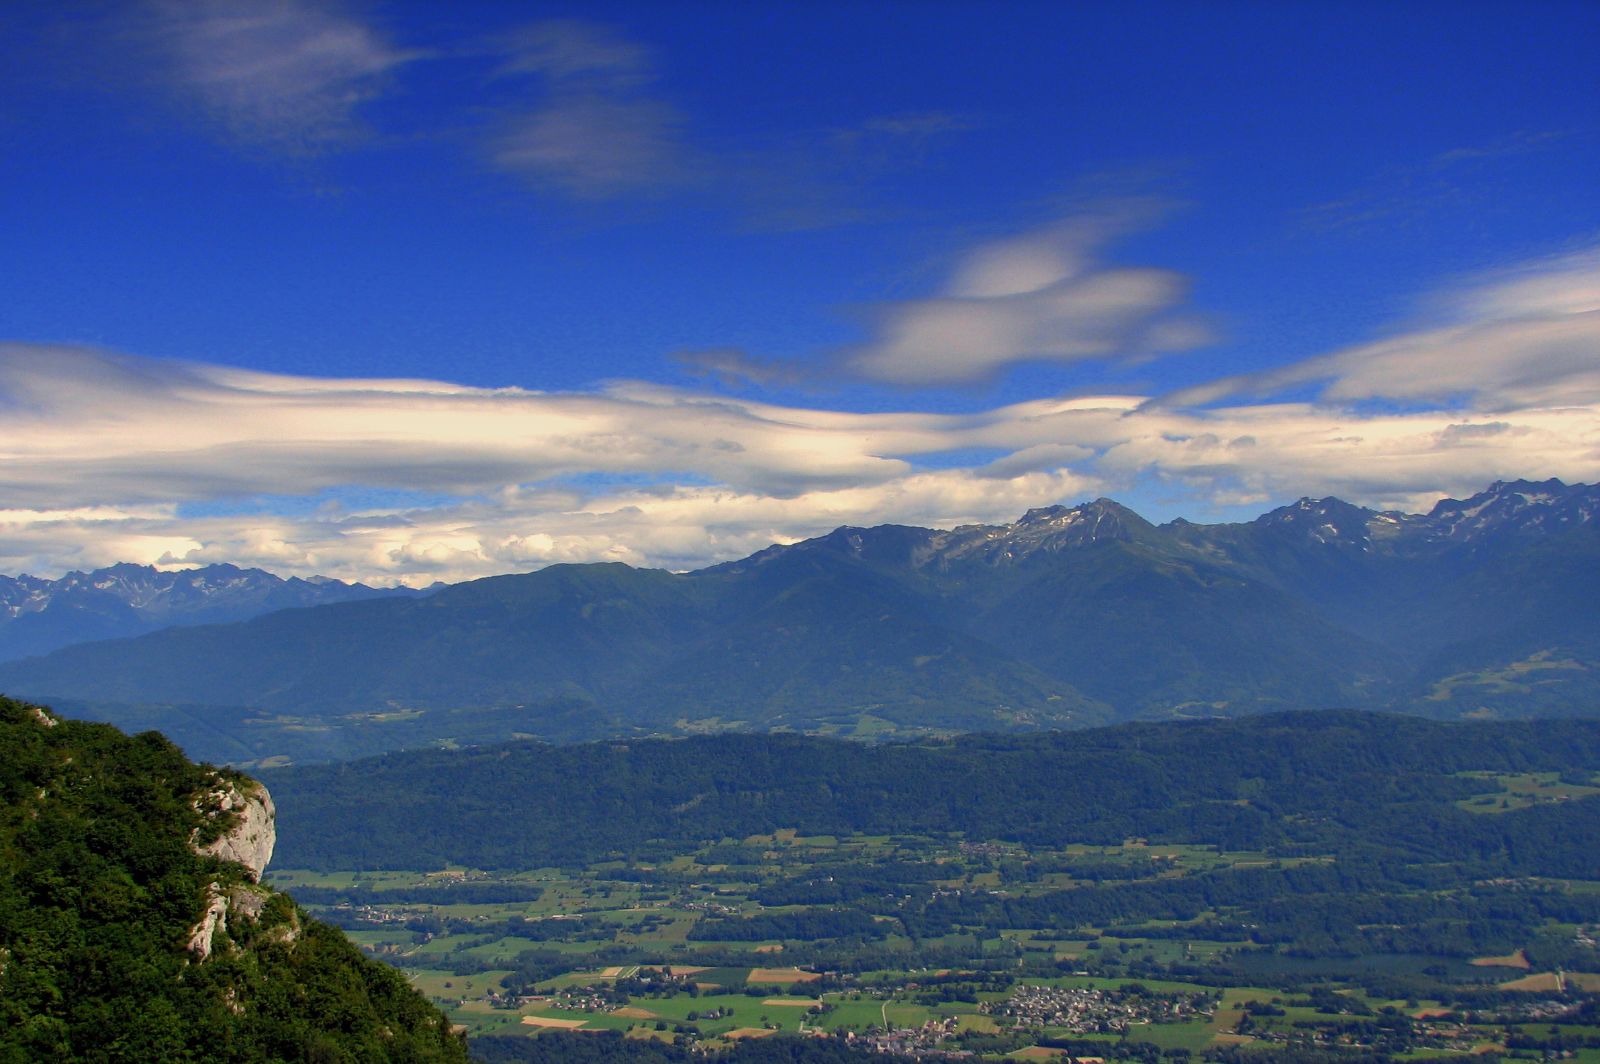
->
{"left": 185, "top": 776, "right": 282, "bottom": 961}
{"left": 194, "top": 777, "right": 277, "bottom": 880}
{"left": 0, "top": 694, "right": 467, "bottom": 1063}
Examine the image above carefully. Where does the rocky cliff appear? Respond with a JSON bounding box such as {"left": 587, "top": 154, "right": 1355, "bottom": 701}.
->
{"left": 0, "top": 695, "right": 467, "bottom": 1062}
{"left": 185, "top": 776, "right": 281, "bottom": 961}
{"left": 194, "top": 776, "right": 277, "bottom": 881}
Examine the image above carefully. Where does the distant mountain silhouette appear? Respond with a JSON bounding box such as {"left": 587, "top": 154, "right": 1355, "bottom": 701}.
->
{"left": 0, "top": 562, "right": 419, "bottom": 662}
{"left": 2, "top": 479, "right": 1595, "bottom": 764}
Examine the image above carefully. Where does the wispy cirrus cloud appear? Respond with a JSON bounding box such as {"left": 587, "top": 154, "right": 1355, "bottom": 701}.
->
{"left": 491, "top": 18, "right": 652, "bottom": 85}
{"left": 66, "top": 8, "right": 976, "bottom": 224}
{"left": 482, "top": 19, "right": 976, "bottom": 215}
{"left": 487, "top": 19, "right": 695, "bottom": 197}
{"left": 1299, "top": 128, "right": 1582, "bottom": 233}
{"left": 492, "top": 96, "right": 691, "bottom": 197}
{"left": 1161, "top": 243, "right": 1600, "bottom": 411}
{"left": 671, "top": 348, "right": 812, "bottom": 390}
{"left": 722, "top": 110, "right": 980, "bottom": 232}
{"left": 140, "top": 0, "right": 418, "bottom": 152}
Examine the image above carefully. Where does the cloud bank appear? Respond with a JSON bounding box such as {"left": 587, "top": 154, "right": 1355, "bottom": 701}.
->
{"left": 3, "top": 240, "right": 1597, "bottom": 586}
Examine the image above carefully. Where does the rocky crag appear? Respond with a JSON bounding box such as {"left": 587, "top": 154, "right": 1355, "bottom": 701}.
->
{"left": 185, "top": 777, "right": 280, "bottom": 962}
{"left": 0, "top": 695, "right": 467, "bottom": 1062}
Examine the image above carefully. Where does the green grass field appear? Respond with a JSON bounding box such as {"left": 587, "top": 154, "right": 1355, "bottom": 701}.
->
{"left": 1454, "top": 770, "right": 1600, "bottom": 813}
{"left": 273, "top": 813, "right": 1600, "bottom": 1058}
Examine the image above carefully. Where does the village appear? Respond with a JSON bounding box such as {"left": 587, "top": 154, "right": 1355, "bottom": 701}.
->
{"left": 984, "top": 984, "right": 1217, "bottom": 1034}
{"left": 842, "top": 1017, "right": 972, "bottom": 1058}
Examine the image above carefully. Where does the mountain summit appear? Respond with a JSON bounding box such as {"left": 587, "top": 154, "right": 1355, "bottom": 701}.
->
{"left": 0, "top": 563, "right": 417, "bottom": 663}
{"left": 0, "top": 479, "right": 1594, "bottom": 764}
{"left": 1428, "top": 478, "right": 1600, "bottom": 541}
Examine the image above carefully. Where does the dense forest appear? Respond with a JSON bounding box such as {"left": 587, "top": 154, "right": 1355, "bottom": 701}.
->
{"left": 259, "top": 711, "right": 1600, "bottom": 993}
{"left": 6, "top": 701, "right": 1598, "bottom": 1060}
{"left": 264, "top": 711, "right": 1600, "bottom": 872}
{"left": 472, "top": 1031, "right": 918, "bottom": 1064}
{"left": 0, "top": 696, "right": 467, "bottom": 1063}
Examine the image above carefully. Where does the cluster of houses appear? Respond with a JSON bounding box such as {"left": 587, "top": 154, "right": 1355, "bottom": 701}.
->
{"left": 538, "top": 991, "right": 613, "bottom": 1012}
{"left": 840, "top": 1017, "right": 971, "bottom": 1057}
{"left": 983, "top": 985, "right": 1214, "bottom": 1033}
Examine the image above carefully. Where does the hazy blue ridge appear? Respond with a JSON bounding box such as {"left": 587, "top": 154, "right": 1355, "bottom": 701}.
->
{"left": 1, "top": 479, "right": 1595, "bottom": 765}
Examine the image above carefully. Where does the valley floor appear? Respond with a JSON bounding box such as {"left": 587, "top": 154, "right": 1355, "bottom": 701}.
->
{"left": 269, "top": 814, "right": 1600, "bottom": 1063}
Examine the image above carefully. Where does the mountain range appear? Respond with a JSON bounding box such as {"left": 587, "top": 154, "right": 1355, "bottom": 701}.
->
{"left": 0, "top": 562, "right": 418, "bottom": 662}
{"left": 0, "top": 478, "right": 1595, "bottom": 765}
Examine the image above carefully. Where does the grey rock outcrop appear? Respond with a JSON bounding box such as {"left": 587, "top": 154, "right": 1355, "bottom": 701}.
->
{"left": 187, "top": 883, "right": 229, "bottom": 961}
{"left": 193, "top": 779, "right": 276, "bottom": 882}
{"left": 184, "top": 778, "right": 279, "bottom": 961}
{"left": 184, "top": 882, "right": 291, "bottom": 961}
{"left": 228, "top": 885, "right": 269, "bottom": 923}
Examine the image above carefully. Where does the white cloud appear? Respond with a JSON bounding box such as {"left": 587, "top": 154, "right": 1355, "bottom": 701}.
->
{"left": 1096, "top": 402, "right": 1600, "bottom": 515}
{"left": 493, "top": 96, "right": 689, "bottom": 196}
{"left": 1, "top": 327, "right": 1597, "bottom": 584}
{"left": 144, "top": 0, "right": 417, "bottom": 151}
{"left": 1165, "top": 244, "right": 1600, "bottom": 411}
{"left": 82, "top": 9, "right": 973, "bottom": 218}
{"left": 482, "top": 22, "right": 976, "bottom": 217}
{"left": 844, "top": 203, "right": 1214, "bottom": 384}
{"left": 493, "top": 19, "right": 652, "bottom": 86}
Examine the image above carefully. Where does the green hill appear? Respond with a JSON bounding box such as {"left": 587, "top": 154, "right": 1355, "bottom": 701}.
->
{"left": 0, "top": 695, "right": 467, "bottom": 1063}
{"left": 260, "top": 711, "right": 1600, "bottom": 874}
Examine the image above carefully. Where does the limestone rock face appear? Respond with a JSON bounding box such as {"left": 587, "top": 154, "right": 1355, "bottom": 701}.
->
{"left": 229, "top": 885, "right": 269, "bottom": 923}
{"left": 187, "top": 883, "right": 228, "bottom": 961}
{"left": 185, "top": 882, "right": 285, "bottom": 962}
{"left": 185, "top": 779, "right": 278, "bottom": 962}
{"left": 194, "top": 780, "right": 276, "bottom": 882}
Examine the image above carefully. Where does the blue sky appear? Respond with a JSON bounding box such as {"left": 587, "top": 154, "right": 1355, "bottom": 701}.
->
{"left": 1, "top": 0, "right": 1597, "bottom": 584}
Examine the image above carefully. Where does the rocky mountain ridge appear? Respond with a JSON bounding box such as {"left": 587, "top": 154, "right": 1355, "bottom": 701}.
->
{"left": 0, "top": 479, "right": 1594, "bottom": 764}
{"left": 193, "top": 777, "right": 277, "bottom": 883}
{"left": 185, "top": 777, "right": 278, "bottom": 963}
{"left": 0, "top": 561, "right": 418, "bottom": 662}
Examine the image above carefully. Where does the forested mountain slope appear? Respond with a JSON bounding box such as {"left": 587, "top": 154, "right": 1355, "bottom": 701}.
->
{"left": 261, "top": 710, "right": 1600, "bottom": 873}
{"left": 0, "top": 696, "right": 467, "bottom": 1063}
{"left": 2, "top": 479, "right": 1595, "bottom": 764}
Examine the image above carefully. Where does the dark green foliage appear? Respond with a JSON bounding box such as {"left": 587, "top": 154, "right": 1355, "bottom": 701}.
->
{"left": 263, "top": 711, "right": 1600, "bottom": 872}
{"left": 0, "top": 696, "right": 468, "bottom": 1063}
{"left": 289, "top": 882, "right": 546, "bottom": 906}
{"left": 470, "top": 1031, "right": 917, "bottom": 1064}
{"left": 687, "top": 909, "right": 885, "bottom": 942}
{"left": 751, "top": 862, "right": 944, "bottom": 906}
{"left": 260, "top": 712, "right": 1600, "bottom": 976}
{"left": 910, "top": 861, "right": 1600, "bottom": 955}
